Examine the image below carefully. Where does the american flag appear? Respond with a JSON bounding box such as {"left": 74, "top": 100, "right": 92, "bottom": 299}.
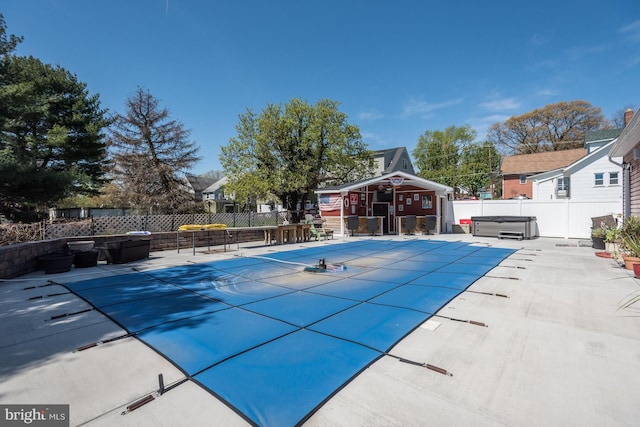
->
{"left": 319, "top": 194, "right": 342, "bottom": 212}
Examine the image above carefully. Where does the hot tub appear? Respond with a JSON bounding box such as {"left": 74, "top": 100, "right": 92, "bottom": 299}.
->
{"left": 471, "top": 216, "right": 537, "bottom": 240}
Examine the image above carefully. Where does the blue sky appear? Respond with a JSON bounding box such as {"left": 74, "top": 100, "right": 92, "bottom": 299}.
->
{"left": 4, "top": 0, "right": 640, "bottom": 175}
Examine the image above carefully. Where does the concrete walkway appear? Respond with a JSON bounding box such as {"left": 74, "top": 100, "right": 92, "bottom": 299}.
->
{"left": 1, "top": 234, "right": 639, "bottom": 426}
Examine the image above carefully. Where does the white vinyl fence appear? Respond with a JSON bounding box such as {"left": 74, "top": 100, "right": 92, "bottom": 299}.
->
{"left": 450, "top": 199, "right": 623, "bottom": 239}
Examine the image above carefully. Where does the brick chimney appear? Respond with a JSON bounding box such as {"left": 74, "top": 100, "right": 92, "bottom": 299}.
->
{"left": 624, "top": 108, "right": 634, "bottom": 126}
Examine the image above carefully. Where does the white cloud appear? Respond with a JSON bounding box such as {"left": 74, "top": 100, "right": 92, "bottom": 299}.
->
{"left": 619, "top": 20, "right": 640, "bottom": 42}
{"left": 480, "top": 97, "right": 521, "bottom": 112}
{"left": 623, "top": 55, "right": 640, "bottom": 70}
{"left": 469, "top": 114, "right": 512, "bottom": 139}
{"left": 400, "top": 97, "right": 463, "bottom": 119}
{"left": 565, "top": 44, "right": 607, "bottom": 61}
{"left": 535, "top": 89, "right": 558, "bottom": 97}
{"left": 357, "top": 111, "right": 384, "bottom": 121}
{"left": 531, "top": 33, "right": 549, "bottom": 47}
{"left": 360, "top": 131, "right": 386, "bottom": 147}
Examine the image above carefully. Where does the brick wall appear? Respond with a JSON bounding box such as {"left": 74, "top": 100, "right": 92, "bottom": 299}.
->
{"left": 0, "top": 228, "right": 268, "bottom": 279}
{"left": 503, "top": 174, "right": 532, "bottom": 199}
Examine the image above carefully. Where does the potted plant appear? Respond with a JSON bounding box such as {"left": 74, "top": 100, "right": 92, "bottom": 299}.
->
{"left": 604, "top": 226, "right": 620, "bottom": 254}
{"left": 622, "top": 234, "right": 640, "bottom": 270}
{"left": 619, "top": 216, "right": 640, "bottom": 269}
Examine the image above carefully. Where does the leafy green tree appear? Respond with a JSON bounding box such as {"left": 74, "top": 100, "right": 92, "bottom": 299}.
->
{"left": 0, "top": 16, "right": 109, "bottom": 219}
{"left": 108, "top": 87, "right": 201, "bottom": 213}
{"left": 488, "top": 100, "right": 608, "bottom": 154}
{"left": 457, "top": 141, "right": 501, "bottom": 197}
{"left": 412, "top": 125, "right": 476, "bottom": 198}
{"left": 220, "top": 98, "right": 374, "bottom": 217}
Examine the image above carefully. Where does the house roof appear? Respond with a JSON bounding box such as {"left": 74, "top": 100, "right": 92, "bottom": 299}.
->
{"left": 501, "top": 148, "right": 587, "bottom": 175}
{"left": 203, "top": 176, "right": 227, "bottom": 193}
{"left": 585, "top": 128, "right": 623, "bottom": 143}
{"left": 316, "top": 171, "right": 452, "bottom": 195}
{"left": 373, "top": 147, "right": 415, "bottom": 174}
{"left": 185, "top": 175, "right": 217, "bottom": 192}
{"left": 529, "top": 139, "right": 618, "bottom": 182}
{"left": 610, "top": 108, "right": 640, "bottom": 157}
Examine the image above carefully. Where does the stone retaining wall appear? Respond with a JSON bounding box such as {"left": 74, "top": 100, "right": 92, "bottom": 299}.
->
{"left": 0, "top": 228, "right": 268, "bottom": 279}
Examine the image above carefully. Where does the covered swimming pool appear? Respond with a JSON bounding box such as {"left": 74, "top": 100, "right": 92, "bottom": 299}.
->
{"left": 62, "top": 239, "right": 515, "bottom": 426}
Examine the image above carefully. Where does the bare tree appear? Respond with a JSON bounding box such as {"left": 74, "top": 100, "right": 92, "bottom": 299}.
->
{"left": 611, "top": 105, "right": 636, "bottom": 128}
{"left": 488, "top": 100, "right": 608, "bottom": 155}
{"left": 108, "top": 87, "right": 201, "bottom": 213}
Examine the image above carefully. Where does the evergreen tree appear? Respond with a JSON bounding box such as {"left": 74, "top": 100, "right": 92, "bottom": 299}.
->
{"left": 0, "top": 15, "right": 109, "bottom": 219}
{"left": 108, "top": 87, "right": 201, "bottom": 213}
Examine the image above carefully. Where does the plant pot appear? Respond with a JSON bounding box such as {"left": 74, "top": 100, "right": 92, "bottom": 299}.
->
{"left": 605, "top": 242, "right": 619, "bottom": 253}
{"left": 73, "top": 249, "right": 99, "bottom": 268}
{"left": 39, "top": 252, "right": 75, "bottom": 274}
{"left": 591, "top": 236, "right": 605, "bottom": 250}
{"left": 595, "top": 251, "right": 612, "bottom": 258}
{"left": 105, "top": 239, "right": 151, "bottom": 264}
{"left": 622, "top": 254, "right": 640, "bottom": 270}
{"left": 633, "top": 263, "right": 640, "bottom": 278}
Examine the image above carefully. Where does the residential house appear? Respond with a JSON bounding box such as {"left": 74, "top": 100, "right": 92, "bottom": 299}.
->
{"left": 372, "top": 147, "right": 416, "bottom": 175}
{"left": 529, "top": 129, "right": 623, "bottom": 203}
{"left": 500, "top": 149, "right": 586, "bottom": 199}
{"left": 184, "top": 175, "right": 217, "bottom": 202}
{"left": 609, "top": 108, "right": 640, "bottom": 218}
{"left": 202, "top": 176, "right": 235, "bottom": 212}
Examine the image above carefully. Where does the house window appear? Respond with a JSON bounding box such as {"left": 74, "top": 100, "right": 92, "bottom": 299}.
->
{"left": 519, "top": 175, "right": 527, "bottom": 184}
{"left": 594, "top": 173, "right": 604, "bottom": 186}
{"left": 609, "top": 172, "right": 619, "bottom": 185}
{"left": 422, "top": 195, "right": 432, "bottom": 209}
{"left": 556, "top": 177, "right": 570, "bottom": 198}
{"left": 402, "top": 159, "right": 408, "bottom": 170}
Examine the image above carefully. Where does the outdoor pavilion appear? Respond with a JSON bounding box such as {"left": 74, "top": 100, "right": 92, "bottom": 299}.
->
{"left": 315, "top": 171, "right": 453, "bottom": 236}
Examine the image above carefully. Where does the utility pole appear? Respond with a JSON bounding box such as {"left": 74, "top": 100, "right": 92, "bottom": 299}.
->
{"left": 488, "top": 145, "right": 494, "bottom": 199}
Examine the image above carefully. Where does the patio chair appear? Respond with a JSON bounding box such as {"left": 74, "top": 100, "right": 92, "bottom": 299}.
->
{"left": 422, "top": 215, "right": 437, "bottom": 235}
{"left": 347, "top": 216, "right": 359, "bottom": 236}
{"left": 308, "top": 222, "right": 327, "bottom": 240}
{"left": 405, "top": 215, "right": 417, "bottom": 235}
{"left": 366, "top": 217, "right": 379, "bottom": 236}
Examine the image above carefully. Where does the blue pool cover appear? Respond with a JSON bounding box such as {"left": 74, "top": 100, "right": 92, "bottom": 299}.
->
{"left": 64, "top": 239, "right": 514, "bottom": 426}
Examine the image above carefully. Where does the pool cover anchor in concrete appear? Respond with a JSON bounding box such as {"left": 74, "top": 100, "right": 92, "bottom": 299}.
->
{"left": 433, "top": 313, "right": 489, "bottom": 327}
{"left": 58, "top": 239, "right": 515, "bottom": 426}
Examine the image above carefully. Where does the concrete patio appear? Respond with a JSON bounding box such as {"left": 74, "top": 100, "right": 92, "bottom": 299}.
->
{"left": 1, "top": 234, "right": 639, "bottom": 426}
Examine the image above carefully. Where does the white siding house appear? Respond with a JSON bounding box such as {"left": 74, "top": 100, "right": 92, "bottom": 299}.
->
{"left": 530, "top": 130, "right": 623, "bottom": 207}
